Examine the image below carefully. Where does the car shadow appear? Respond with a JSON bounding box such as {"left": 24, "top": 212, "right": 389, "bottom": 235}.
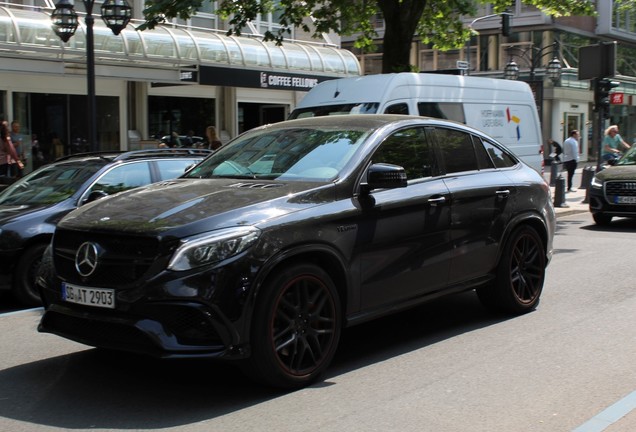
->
{"left": 580, "top": 217, "right": 636, "bottom": 232}
{"left": 0, "top": 291, "right": 512, "bottom": 429}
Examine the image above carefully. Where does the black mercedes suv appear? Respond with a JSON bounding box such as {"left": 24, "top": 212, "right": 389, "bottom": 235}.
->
{"left": 38, "top": 115, "right": 555, "bottom": 389}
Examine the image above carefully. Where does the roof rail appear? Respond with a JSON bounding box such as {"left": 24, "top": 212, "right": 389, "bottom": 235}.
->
{"left": 113, "top": 148, "right": 213, "bottom": 161}
{"left": 52, "top": 148, "right": 212, "bottom": 163}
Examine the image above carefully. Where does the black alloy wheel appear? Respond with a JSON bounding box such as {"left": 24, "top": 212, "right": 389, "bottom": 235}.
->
{"left": 243, "top": 263, "right": 342, "bottom": 389}
{"left": 14, "top": 243, "right": 48, "bottom": 306}
{"left": 477, "top": 225, "right": 546, "bottom": 314}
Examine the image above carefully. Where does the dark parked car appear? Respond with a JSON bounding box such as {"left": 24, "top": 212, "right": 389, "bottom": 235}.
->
{"left": 0, "top": 148, "right": 210, "bottom": 305}
{"left": 589, "top": 146, "right": 636, "bottom": 225}
{"left": 38, "top": 115, "right": 555, "bottom": 389}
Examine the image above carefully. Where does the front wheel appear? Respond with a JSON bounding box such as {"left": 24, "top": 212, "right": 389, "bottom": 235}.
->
{"left": 477, "top": 226, "right": 546, "bottom": 315}
{"left": 592, "top": 212, "right": 612, "bottom": 225}
{"left": 242, "top": 263, "right": 342, "bottom": 389}
{"left": 13, "top": 243, "right": 48, "bottom": 306}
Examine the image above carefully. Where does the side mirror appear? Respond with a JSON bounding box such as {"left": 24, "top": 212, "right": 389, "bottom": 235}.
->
{"left": 361, "top": 163, "right": 407, "bottom": 193}
{"left": 83, "top": 190, "right": 109, "bottom": 204}
{"left": 607, "top": 158, "right": 617, "bottom": 166}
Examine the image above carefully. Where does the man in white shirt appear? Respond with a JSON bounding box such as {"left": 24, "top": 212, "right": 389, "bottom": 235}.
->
{"left": 562, "top": 129, "right": 580, "bottom": 193}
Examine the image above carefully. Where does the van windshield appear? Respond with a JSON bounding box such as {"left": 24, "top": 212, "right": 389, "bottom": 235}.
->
{"left": 289, "top": 102, "right": 379, "bottom": 119}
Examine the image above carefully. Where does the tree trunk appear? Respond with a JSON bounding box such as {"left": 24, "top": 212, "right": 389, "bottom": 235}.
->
{"left": 378, "top": 0, "right": 427, "bottom": 73}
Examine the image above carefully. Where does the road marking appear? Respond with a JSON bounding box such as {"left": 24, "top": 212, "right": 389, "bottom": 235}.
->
{"left": 573, "top": 390, "right": 636, "bottom": 432}
{"left": 0, "top": 307, "right": 43, "bottom": 317}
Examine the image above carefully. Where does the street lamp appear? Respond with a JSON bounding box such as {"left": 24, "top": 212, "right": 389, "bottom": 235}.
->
{"left": 504, "top": 41, "right": 562, "bottom": 84}
{"left": 51, "top": 0, "right": 131, "bottom": 152}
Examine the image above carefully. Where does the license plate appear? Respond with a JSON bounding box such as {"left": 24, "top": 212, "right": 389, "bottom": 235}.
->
{"left": 615, "top": 196, "right": 636, "bottom": 204}
{"left": 62, "top": 282, "right": 115, "bottom": 309}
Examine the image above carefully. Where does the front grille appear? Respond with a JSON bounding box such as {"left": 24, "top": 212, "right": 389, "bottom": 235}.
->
{"left": 41, "top": 310, "right": 158, "bottom": 352}
{"left": 53, "top": 229, "right": 170, "bottom": 286}
{"left": 605, "top": 181, "right": 636, "bottom": 198}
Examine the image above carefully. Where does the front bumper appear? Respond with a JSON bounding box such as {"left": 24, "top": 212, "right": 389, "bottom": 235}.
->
{"left": 38, "top": 300, "right": 247, "bottom": 359}
{"left": 589, "top": 188, "right": 636, "bottom": 218}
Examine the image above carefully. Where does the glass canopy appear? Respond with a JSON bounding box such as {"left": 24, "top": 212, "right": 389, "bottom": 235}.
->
{"left": 0, "top": 6, "right": 361, "bottom": 76}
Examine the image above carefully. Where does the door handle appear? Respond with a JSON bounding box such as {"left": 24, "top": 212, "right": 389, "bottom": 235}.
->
{"left": 496, "top": 189, "right": 510, "bottom": 198}
{"left": 428, "top": 196, "right": 446, "bottom": 205}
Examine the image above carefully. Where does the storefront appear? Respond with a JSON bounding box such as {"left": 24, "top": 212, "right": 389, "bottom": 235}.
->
{"left": 0, "top": 6, "right": 360, "bottom": 161}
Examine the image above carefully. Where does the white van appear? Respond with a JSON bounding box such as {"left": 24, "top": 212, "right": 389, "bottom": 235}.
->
{"left": 289, "top": 73, "right": 544, "bottom": 173}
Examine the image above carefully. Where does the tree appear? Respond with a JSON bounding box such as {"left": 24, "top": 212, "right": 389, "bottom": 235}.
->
{"left": 139, "top": 0, "right": 596, "bottom": 74}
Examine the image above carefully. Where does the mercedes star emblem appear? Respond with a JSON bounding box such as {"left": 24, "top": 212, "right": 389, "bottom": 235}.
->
{"left": 75, "top": 242, "right": 99, "bottom": 277}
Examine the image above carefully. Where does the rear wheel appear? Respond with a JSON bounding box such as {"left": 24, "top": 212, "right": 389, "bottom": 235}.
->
{"left": 242, "top": 263, "right": 342, "bottom": 389}
{"left": 13, "top": 243, "right": 48, "bottom": 306}
{"left": 477, "top": 226, "right": 545, "bottom": 314}
{"left": 592, "top": 212, "right": 612, "bottom": 225}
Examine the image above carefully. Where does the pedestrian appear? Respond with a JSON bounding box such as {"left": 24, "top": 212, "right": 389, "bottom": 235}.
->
{"left": 548, "top": 138, "right": 562, "bottom": 163}
{"left": 0, "top": 121, "right": 24, "bottom": 177}
{"left": 169, "top": 131, "right": 181, "bottom": 148}
{"left": 206, "top": 125, "right": 222, "bottom": 150}
{"left": 562, "top": 129, "right": 580, "bottom": 193}
{"left": 602, "top": 125, "right": 630, "bottom": 161}
{"left": 10, "top": 120, "right": 25, "bottom": 177}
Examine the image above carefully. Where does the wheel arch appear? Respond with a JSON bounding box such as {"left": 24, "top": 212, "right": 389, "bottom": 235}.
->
{"left": 245, "top": 244, "right": 350, "bottom": 335}
{"left": 498, "top": 212, "right": 549, "bottom": 265}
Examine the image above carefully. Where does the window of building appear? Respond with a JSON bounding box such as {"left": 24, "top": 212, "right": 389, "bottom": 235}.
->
{"left": 148, "top": 96, "right": 215, "bottom": 141}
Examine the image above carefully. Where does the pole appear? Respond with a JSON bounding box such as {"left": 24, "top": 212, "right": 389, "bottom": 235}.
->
{"left": 84, "top": 0, "right": 98, "bottom": 152}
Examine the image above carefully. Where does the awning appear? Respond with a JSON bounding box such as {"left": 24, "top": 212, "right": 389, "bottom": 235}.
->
{"left": 0, "top": 6, "right": 361, "bottom": 82}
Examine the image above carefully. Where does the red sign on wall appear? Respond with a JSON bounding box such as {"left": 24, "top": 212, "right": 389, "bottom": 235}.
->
{"left": 611, "top": 92, "right": 624, "bottom": 104}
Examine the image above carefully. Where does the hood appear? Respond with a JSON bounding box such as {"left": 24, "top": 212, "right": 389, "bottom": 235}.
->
{"left": 58, "top": 178, "right": 336, "bottom": 236}
{"left": 0, "top": 202, "right": 61, "bottom": 225}
{"left": 596, "top": 165, "right": 636, "bottom": 181}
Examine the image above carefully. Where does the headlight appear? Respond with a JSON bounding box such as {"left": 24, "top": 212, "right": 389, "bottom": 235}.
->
{"left": 591, "top": 176, "right": 603, "bottom": 188}
{"left": 168, "top": 226, "right": 260, "bottom": 271}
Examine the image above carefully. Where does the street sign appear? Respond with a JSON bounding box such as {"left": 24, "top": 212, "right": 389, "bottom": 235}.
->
{"left": 456, "top": 61, "right": 469, "bottom": 70}
{"left": 578, "top": 42, "right": 616, "bottom": 80}
{"left": 611, "top": 93, "right": 624, "bottom": 104}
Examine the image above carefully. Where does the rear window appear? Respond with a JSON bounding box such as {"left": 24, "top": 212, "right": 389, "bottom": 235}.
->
{"left": 289, "top": 103, "right": 379, "bottom": 119}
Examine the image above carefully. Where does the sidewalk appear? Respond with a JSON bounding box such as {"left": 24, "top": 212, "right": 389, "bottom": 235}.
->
{"left": 543, "top": 164, "right": 591, "bottom": 218}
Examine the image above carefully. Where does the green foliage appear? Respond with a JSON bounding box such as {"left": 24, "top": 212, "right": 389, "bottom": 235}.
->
{"left": 139, "top": 0, "right": 596, "bottom": 71}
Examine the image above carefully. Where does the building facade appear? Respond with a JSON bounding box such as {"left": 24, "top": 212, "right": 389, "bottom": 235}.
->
{"left": 0, "top": 0, "right": 361, "bottom": 161}
{"left": 342, "top": 1, "right": 636, "bottom": 163}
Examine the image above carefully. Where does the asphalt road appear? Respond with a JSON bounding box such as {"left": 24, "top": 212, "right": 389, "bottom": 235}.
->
{"left": 2, "top": 211, "right": 636, "bottom": 431}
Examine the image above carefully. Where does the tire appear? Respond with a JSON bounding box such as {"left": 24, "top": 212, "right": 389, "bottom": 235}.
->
{"left": 241, "top": 263, "right": 342, "bottom": 389}
{"left": 477, "top": 226, "right": 546, "bottom": 315}
{"left": 13, "top": 243, "right": 48, "bottom": 307}
{"left": 592, "top": 212, "right": 612, "bottom": 225}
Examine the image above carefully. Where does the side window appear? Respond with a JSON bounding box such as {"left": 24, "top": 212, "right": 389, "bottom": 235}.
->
{"left": 481, "top": 139, "right": 518, "bottom": 169}
{"left": 418, "top": 103, "right": 466, "bottom": 123}
{"left": 433, "top": 127, "right": 479, "bottom": 174}
{"left": 88, "top": 163, "right": 152, "bottom": 196}
{"left": 473, "top": 136, "right": 495, "bottom": 170}
{"left": 155, "top": 159, "right": 200, "bottom": 180}
{"left": 372, "top": 127, "right": 436, "bottom": 180}
{"left": 384, "top": 103, "right": 409, "bottom": 115}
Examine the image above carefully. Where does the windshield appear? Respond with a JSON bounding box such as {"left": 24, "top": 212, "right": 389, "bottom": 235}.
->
{"left": 184, "top": 126, "right": 369, "bottom": 181}
{"left": 616, "top": 146, "right": 636, "bottom": 165}
{"left": 289, "top": 103, "right": 379, "bottom": 119}
{"left": 0, "top": 162, "right": 102, "bottom": 205}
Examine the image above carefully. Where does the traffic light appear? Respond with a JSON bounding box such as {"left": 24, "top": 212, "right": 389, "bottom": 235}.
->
{"left": 594, "top": 78, "right": 620, "bottom": 115}
{"left": 501, "top": 13, "right": 511, "bottom": 37}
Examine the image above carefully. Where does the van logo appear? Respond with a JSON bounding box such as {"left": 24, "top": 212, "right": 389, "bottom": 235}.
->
{"left": 506, "top": 107, "right": 521, "bottom": 141}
